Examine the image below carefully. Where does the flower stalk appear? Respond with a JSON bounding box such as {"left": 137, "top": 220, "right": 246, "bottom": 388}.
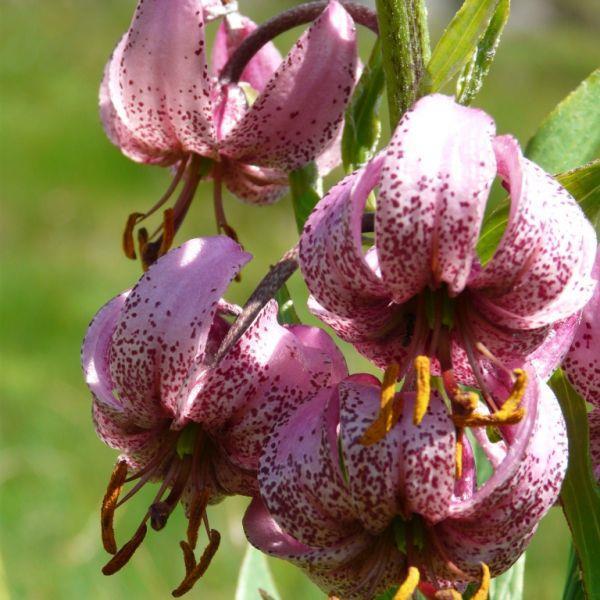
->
{"left": 375, "top": 0, "right": 430, "bottom": 126}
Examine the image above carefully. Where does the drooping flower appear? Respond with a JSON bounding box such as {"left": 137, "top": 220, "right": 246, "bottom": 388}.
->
{"left": 299, "top": 93, "right": 596, "bottom": 443}
{"left": 563, "top": 246, "right": 600, "bottom": 480}
{"left": 82, "top": 237, "right": 347, "bottom": 595}
{"left": 245, "top": 370, "right": 567, "bottom": 599}
{"left": 100, "top": 0, "right": 358, "bottom": 266}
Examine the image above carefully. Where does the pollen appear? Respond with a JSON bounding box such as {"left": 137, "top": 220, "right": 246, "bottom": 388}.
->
{"left": 360, "top": 362, "right": 402, "bottom": 446}
{"left": 455, "top": 430, "right": 464, "bottom": 480}
{"left": 452, "top": 369, "right": 527, "bottom": 428}
{"left": 413, "top": 355, "right": 431, "bottom": 425}
{"left": 394, "top": 566, "right": 420, "bottom": 600}
{"left": 472, "top": 563, "right": 491, "bottom": 600}
{"left": 101, "top": 460, "right": 128, "bottom": 555}
{"left": 122, "top": 213, "right": 144, "bottom": 260}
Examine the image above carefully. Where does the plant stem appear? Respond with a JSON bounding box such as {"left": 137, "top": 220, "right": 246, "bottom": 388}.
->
{"left": 375, "top": 0, "right": 430, "bottom": 128}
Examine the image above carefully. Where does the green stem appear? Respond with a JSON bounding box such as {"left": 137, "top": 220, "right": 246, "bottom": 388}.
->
{"left": 375, "top": 0, "right": 430, "bottom": 128}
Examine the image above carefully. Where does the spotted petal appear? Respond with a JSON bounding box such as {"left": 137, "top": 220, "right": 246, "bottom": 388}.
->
{"left": 470, "top": 136, "right": 597, "bottom": 329}
{"left": 376, "top": 94, "right": 496, "bottom": 303}
{"left": 108, "top": 237, "right": 250, "bottom": 427}
{"left": 106, "top": 0, "right": 217, "bottom": 164}
{"left": 220, "top": 0, "right": 357, "bottom": 171}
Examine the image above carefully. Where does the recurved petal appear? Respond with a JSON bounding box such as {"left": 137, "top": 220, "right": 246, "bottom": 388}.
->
{"left": 256, "top": 386, "right": 361, "bottom": 548}
{"left": 376, "top": 94, "right": 496, "bottom": 303}
{"left": 470, "top": 136, "right": 597, "bottom": 329}
{"left": 300, "top": 156, "right": 391, "bottom": 325}
{"left": 199, "top": 309, "right": 348, "bottom": 471}
{"left": 220, "top": 0, "right": 357, "bottom": 171}
{"left": 435, "top": 374, "right": 567, "bottom": 577}
{"left": 564, "top": 247, "right": 600, "bottom": 404}
{"left": 108, "top": 237, "right": 251, "bottom": 427}
{"left": 340, "top": 379, "right": 457, "bottom": 529}
{"left": 222, "top": 159, "right": 288, "bottom": 205}
{"left": 108, "top": 0, "right": 217, "bottom": 162}
{"left": 211, "top": 15, "right": 282, "bottom": 92}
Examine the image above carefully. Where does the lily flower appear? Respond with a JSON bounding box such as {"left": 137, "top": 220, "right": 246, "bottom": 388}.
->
{"left": 299, "top": 94, "right": 596, "bottom": 443}
{"left": 100, "top": 0, "right": 357, "bottom": 267}
{"left": 245, "top": 371, "right": 567, "bottom": 599}
{"left": 564, "top": 246, "right": 599, "bottom": 480}
{"left": 82, "top": 237, "right": 347, "bottom": 595}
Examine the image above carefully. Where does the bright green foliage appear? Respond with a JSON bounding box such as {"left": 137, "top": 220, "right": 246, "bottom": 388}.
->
{"left": 563, "top": 545, "right": 585, "bottom": 600}
{"left": 288, "top": 162, "right": 322, "bottom": 233}
{"left": 456, "top": 0, "right": 510, "bottom": 105}
{"left": 235, "top": 545, "right": 281, "bottom": 600}
{"left": 557, "top": 160, "right": 600, "bottom": 234}
{"left": 550, "top": 371, "right": 600, "bottom": 600}
{"left": 526, "top": 69, "right": 600, "bottom": 173}
{"left": 423, "top": 0, "right": 500, "bottom": 93}
{"left": 342, "top": 39, "right": 386, "bottom": 173}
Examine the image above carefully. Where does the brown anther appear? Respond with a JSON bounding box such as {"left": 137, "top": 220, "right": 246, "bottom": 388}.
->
{"left": 179, "top": 540, "right": 196, "bottom": 575}
{"left": 149, "top": 501, "right": 171, "bottom": 531}
{"left": 101, "top": 460, "right": 128, "bottom": 555}
{"left": 187, "top": 490, "right": 210, "bottom": 550}
{"left": 172, "top": 529, "right": 221, "bottom": 597}
{"left": 452, "top": 370, "right": 527, "bottom": 429}
{"left": 472, "top": 563, "right": 491, "bottom": 600}
{"left": 360, "top": 362, "right": 402, "bottom": 446}
{"left": 150, "top": 456, "right": 192, "bottom": 532}
{"left": 123, "top": 213, "right": 144, "bottom": 260}
{"left": 102, "top": 523, "right": 148, "bottom": 576}
{"left": 394, "top": 566, "right": 420, "bottom": 600}
{"left": 219, "top": 222, "right": 240, "bottom": 244}
{"left": 137, "top": 228, "right": 150, "bottom": 270}
{"left": 435, "top": 589, "right": 462, "bottom": 600}
{"left": 455, "top": 429, "right": 464, "bottom": 480}
{"left": 158, "top": 208, "right": 176, "bottom": 258}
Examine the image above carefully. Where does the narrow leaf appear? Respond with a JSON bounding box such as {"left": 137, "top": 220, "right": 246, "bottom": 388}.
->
{"left": 424, "top": 0, "right": 499, "bottom": 93}
{"left": 342, "top": 39, "right": 386, "bottom": 172}
{"left": 288, "top": 162, "right": 322, "bottom": 233}
{"left": 562, "top": 544, "right": 586, "bottom": 600}
{"left": 489, "top": 553, "right": 525, "bottom": 600}
{"left": 235, "top": 544, "right": 281, "bottom": 600}
{"left": 549, "top": 370, "right": 600, "bottom": 600}
{"left": 526, "top": 69, "right": 600, "bottom": 173}
{"left": 476, "top": 160, "right": 600, "bottom": 265}
{"left": 456, "top": 0, "right": 510, "bottom": 105}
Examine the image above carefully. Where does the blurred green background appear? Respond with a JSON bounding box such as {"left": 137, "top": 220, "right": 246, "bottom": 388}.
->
{"left": 1, "top": 0, "right": 598, "bottom": 598}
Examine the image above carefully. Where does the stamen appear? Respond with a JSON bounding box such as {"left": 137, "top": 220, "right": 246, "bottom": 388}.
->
{"left": 123, "top": 213, "right": 145, "bottom": 260}
{"left": 360, "top": 362, "right": 402, "bottom": 446}
{"left": 179, "top": 540, "right": 197, "bottom": 575}
{"left": 452, "top": 370, "right": 527, "bottom": 428}
{"left": 435, "top": 590, "right": 462, "bottom": 600}
{"left": 455, "top": 429, "right": 464, "bottom": 480}
{"left": 414, "top": 356, "right": 431, "bottom": 425}
{"left": 101, "top": 460, "right": 128, "bottom": 554}
{"left": 475, "top": 342, "right": 513, "bottom": 379}
{"left": 150, "top": 456, "right": 191, "bottom": 531}
{"left": 158, "top": 208, "right": 176, "bottom": 259}
{"left": 102, "top": 523, "right": 148, "bottom": 576}
{"left": 137, "top": 228, "right": 150, "bottom": 271}
{"left": 213, "top": 164, "right": 240, "bottom": 245}
{"left": 471, "top": 563, "right": 491, "bottom": 600}
{"left": 172, "top": 529, "right": 221, "bottom": 597}
{"left": 394, "top": 566, "right": 420, "bottom": 600}
{"left": 187, "top": 490, "right": 210, "bottom": 550}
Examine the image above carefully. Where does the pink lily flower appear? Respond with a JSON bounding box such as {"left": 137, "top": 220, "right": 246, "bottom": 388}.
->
{"left": 245, "top": 371, "right": 567, "bottom": 599}
{"left": 100, "top": 0, "right": 357, "bottom": 265}
{"left": 564, "top": 246, "right": 600, "bottom": 480}
{"left": 82, "top": 237, "right": 346, "bottom": 595}
{"left": 299, "top": 93, "right": 596, "bottom": 440}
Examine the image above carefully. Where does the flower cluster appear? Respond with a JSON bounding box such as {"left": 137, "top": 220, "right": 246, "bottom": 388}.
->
{"left": 83, "top": 0, "right": 598, "bottom": 598}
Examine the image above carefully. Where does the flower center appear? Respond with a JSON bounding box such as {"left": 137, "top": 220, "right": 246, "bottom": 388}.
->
{"left": 99, "top": 423, "right": 221, "bottom": 596}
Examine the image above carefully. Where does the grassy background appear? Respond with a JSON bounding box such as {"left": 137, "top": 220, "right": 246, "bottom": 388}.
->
{"left": 1, "top": 1, "right": 597, "bottom": 598}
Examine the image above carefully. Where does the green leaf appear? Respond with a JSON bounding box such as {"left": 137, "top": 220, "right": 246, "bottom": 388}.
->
{"left": 342, "top": 39, "right": 386, "bottom": 173}
{"left": 563, "top": 544, "right": 586, "bottom": 600}
{"left": 456, "top": 0, "right": 510, "bottom": 105}
{"left": 549, "top": 370, "right": 600, "bottom": 600}
{"left": 556, "top": 160, "right": 600, "bottom": 234}
{"left": 288, "top": 162, "right": 322, "bottom": 234}
{"left": 235, "top": 544, "right": 281, "bottom": 600}
{"left": 476, "top": 159, "right": 600, "bottom": 265}
{"left": 274, "top": 283, "right": 300, "bottom": 325}
{"left": 424, "top": 0, "right": 499, "bottom": 93}
{"left": 489, "top": 553, "right": 525, "bottom": 600}
{"left": 526, "top": 69, "right": 600, "bottom": 173}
